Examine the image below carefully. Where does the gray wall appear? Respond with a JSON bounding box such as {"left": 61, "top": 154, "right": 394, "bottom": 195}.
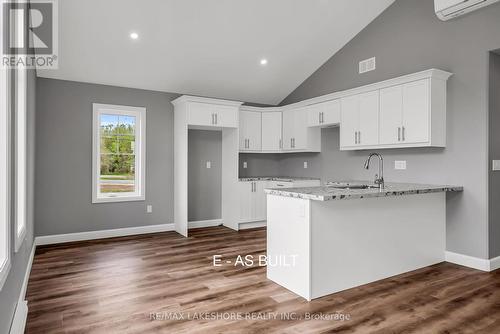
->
{"left": 239, "top": 153, "right": 282, "bottom": 177}
{"left": 489, "top": 51, "right": 500, "bottom": 258}
{"left": 35, "top": 78, "right": 178, "bottom": 236}
{"left": 188, "top": 130, "right": 222, "bottom": 221}
{"left": 0, "top": 69, "right": 36, "bottom": 334}
{"left": 277, "top": 0, "right": 500, "bottom": 260}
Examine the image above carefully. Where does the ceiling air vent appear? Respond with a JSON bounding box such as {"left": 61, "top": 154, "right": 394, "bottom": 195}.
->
{"left": 359, "top": 57, "right": 376, "bottom": 74}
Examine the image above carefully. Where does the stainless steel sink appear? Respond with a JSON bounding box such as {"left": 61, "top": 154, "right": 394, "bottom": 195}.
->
{"left": 326, "top": 183, "right": 380, "bottom": 190}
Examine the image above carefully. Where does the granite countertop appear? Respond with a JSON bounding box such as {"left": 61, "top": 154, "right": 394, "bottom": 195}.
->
{"left": 264, "top": 181, "right": 463, "bottom": 201}
{"left": 239, "top": 176, "right": 321, "bottom": 182}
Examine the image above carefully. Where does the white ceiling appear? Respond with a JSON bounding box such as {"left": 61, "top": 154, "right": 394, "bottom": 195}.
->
{"left": 37, "top": 0, "right": 395, "bottom": 105}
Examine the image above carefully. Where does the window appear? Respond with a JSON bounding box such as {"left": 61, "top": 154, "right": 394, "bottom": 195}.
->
{"left": 92, "top": 104, "right": 146, "bottom": 203}
{"left": 0, "top": 4, "right": 12, "bottom": 289}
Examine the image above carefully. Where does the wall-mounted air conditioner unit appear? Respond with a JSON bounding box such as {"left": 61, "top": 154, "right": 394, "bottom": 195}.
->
{"left": 435, "top": 0, "right": 500, "bottom": 20}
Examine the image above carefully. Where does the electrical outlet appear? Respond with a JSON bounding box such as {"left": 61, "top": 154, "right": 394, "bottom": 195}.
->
{"left": 206, "top": 161, "right": 211, "bottom": 169}
{"left": 395, "top": 160, "right": 407, "bottom": 170}
{"left": 146, "top": 205, "right": 153, "bottom": 213}
{"left": 304, "top": 161, "right": 308, "bottom": 169}
{"left": 243, "top": 161, "right": 248, "bottom": 169}
{"left": 493, "top": 160, "right": 500, "bottom": 171}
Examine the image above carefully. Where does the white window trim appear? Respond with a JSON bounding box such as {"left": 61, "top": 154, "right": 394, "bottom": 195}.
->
{"left": 92, "top": 103, "right": 146, "bottom": 203}
{"left": 0, "top": 2, "right": 12, "bottom": 290}
{"left": 15, "top": 66, "right": 27, "bottom": 252}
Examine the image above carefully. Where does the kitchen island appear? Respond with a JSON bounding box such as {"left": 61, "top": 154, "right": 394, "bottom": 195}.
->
{"left": 264, "top": 181, "right": 463, "bottom": 301}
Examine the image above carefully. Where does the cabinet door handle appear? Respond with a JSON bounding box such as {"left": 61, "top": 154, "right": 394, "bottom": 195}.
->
{"left": 358, "top": 131, "right": 361, "bottom": 144}
{"left": 321, "top": 112, "right": 324, "bottom": 123}
{"left": 253, "top": 182, "right": 256, "bottom": 192}
{"left": 247, "top": 138, "right": 250, "bottom": 149}
{"left": 215, "top": 113, "right": 218, "bottom": 125}
{"left": 279, "top": 139, "right": 282, "bottom": 149}
{"left": 398, "top": 127, "right": 401, "bottom": 141}
{"left": 319, "top": 112, "right": 321, "bottom": 124}
{"left": 402, "top": 126, "right": 405, "bottom": 141}
{"left": 354, "top": 131, "right": 357, "bottom": 144}
{"left": 211, "top": 113, "right": 214, "bottom": 124}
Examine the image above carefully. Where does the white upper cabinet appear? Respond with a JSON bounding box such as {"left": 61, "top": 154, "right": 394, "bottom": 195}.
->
{"left": 380, "top": 79, "right": 430, "bottom": 145}
{"left": 239, "top": 111, "right": 261, "bottom": 151}
{"left": 340, "top": 70, "right": 450, "bottom": 150}
{"left": 307, "top": 99, "right": 341, "bottom": 127}
{"left": 340, "top": 91, "right": 379, "bottom": 148}
{"left": 378, "top": 78, "right": 442, "bottom": 149}
{"left": 238, "top": 69, "right": 451, "bottom": 152}
{"left": 187, "top": 101, "right": 238, "bottom": 128}
{"left": 402, "top": 79, "right": 430, "bottom": 144}
{"left": 379, "top": 85, "right": 403, "bottom": 145}
{"left": 188, "top": 102, "right": 214, "bottom": 127}
{"left": 283, "top": 107, "right": 311, "bottom": 150}
{"left": 214, "top": 104, "right": 239, "bottom": 128}
{"left": 261, "top": 112, "right": 282, "bottom": 151}
{"left": 358, "top": 91, "right": 380, "bottom": 146}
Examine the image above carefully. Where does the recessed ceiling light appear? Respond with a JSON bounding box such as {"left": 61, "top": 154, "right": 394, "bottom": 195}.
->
{"left": 130, "top": 32, "right": 139, "bottom": 40}
{"left": 260, "top": 59, "right": 268, "bottom": 66}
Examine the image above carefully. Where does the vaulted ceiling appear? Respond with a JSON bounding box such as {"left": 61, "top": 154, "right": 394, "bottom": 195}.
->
{"left": 37, "top": 0, "right": 395, "bottom": 105}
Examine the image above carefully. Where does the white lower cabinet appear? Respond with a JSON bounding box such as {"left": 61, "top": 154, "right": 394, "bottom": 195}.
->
{"left": 239, "top": 179, "right": 321, "bottom": 224}
{"left": 239, "top": 181, "right": 266, "bottom": 222}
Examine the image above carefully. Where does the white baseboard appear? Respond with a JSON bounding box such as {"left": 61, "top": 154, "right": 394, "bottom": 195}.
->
{"left": 9, "top": 300, "right": 27, "bottom": 334}
{"left": 490, "top": 255, "right": 500, "bottom": 271}
{"left": 239, "top": 221, "right": 266, "bottom": 230}
{"left": 35, "top": 223, "right": 175, "bottom": 246}
{"left": 445, "top": 251, "right": 500, "bottom": 272}
{"left": 188, "top": 219, "right": 222, "bottom": 229}
{"left": 10, "top": 242, "right": 35, "bottom": 334}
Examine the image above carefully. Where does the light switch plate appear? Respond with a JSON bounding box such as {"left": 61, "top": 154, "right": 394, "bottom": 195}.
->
{"left": 493, "top": 160, "right": 500, "bottom": 171}
{"left": 146, "top": 205, "right": 153, "bottom": 213}
{"left": 304, "top": 161, "right": 308, "bottom": 169}
{"left": 243, "top": 161, "right": 248, "bottom": 169}
{"left": 395, "top": 160, "right": 407, "bottom": 170}
{"left": 206, "top": 161, "right": 211, "bottom": 169}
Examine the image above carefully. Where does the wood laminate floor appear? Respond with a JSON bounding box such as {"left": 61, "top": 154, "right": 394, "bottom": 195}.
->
{"left": 26, "top": 226, "right": 500, "bottom": 334}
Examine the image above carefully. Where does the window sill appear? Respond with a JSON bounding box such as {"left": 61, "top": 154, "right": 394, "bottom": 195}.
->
{"left": 15, "top": 227, "right": 26, "bottom": 252}
{"left": 92, "top": 195, "right": 145, "bottom": 204}
{"left": 0, "top": 259, "right": 12, "bottom": 291}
